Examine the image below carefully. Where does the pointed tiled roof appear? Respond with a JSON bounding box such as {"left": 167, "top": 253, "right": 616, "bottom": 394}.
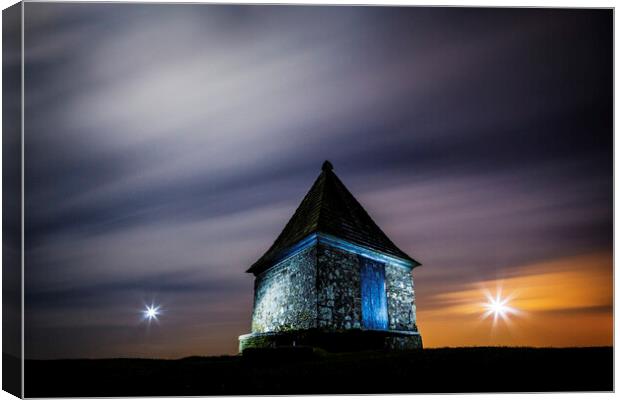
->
{"left": 247, "top": 161, "right": 419, "bottom": 274}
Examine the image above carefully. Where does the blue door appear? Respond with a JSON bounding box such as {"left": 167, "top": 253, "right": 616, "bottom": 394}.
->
{"left": 360, "top": 257, "right": 388, "bottom": 330}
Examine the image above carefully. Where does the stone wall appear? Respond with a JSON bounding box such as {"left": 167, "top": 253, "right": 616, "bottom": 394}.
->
{"left": 316, "top": 244, "right": 362, "bottom": 330}
{"left": 250, "top": 240, "right": 419, "bottom": 336}
{"left": 385, "top": 263, "right": 417, "bottom": 331}
{"left": 251, "top": 245, "right": 317, "bottom": 333}
{"left": 239, "top": 329, "right": 422, "bottom": 353}
{"left": 384, "top": 332, "right": 423, "bottom": 350}
{"left": 315, "top": 243, "right": 419, "bottom": 333}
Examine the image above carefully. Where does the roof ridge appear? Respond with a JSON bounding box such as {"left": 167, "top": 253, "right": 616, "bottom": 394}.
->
{"left": 314, "top": 161, "right": 331, "bottom": 233}
{"left": 247, "top": 161, "right": 418, "bottom": 274}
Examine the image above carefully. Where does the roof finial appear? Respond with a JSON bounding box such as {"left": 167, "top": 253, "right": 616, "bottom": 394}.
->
{"left": 322, "top": 160, "right": 333, "bottom": 171}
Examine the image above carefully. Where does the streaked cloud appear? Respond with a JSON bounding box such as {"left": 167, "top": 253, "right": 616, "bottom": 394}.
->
{"left": 22, "top": 4, "right": 611, "bottom": 358}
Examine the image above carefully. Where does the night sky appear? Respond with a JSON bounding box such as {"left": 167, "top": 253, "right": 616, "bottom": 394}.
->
{"left": 22, "top": 4, "right": 612, "bottom": 359}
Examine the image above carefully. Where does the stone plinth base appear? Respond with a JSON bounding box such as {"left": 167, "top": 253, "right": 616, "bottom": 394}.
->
{"left": 239, "top": 329, "right": 422, "bottom": 354}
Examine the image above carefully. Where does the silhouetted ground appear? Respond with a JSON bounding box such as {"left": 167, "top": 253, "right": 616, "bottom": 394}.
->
{"left": 25, "top": 347, "right": 612, "bottom": 397}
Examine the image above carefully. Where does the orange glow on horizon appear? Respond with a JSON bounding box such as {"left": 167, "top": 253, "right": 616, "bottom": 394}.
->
{"left": 417, "top": 252, "right": 612, "bottom": 348}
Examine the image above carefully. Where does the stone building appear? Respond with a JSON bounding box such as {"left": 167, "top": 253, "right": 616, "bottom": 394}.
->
{"left": 239, "top": 161, "right": 423, "bottom": 352}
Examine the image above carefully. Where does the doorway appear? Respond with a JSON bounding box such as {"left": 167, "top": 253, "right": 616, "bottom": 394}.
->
{"left": 360, "top": 257, "right": 388, "bottom": 330}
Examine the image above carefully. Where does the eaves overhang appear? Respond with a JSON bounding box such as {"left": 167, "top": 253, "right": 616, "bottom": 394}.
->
{"left": 247, "top": 232, "right": 421, "bottom": 276}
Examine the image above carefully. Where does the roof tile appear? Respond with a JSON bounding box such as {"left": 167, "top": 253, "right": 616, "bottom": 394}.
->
{"left": 247, "top": 161, "right": 419, "bottom": 274}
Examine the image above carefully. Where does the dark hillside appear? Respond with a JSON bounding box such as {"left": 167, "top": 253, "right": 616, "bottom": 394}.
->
{"left": 25, "top": 347, "right": 612, "bottom": 397}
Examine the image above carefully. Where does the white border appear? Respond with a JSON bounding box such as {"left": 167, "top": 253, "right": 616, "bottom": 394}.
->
{"left": 0, "top": 2, "right": 615, "bottom": 400}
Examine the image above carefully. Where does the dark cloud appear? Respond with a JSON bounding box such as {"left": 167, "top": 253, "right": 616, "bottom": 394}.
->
{"left": 22, "top": 4, "right": 612, "bottom": 358}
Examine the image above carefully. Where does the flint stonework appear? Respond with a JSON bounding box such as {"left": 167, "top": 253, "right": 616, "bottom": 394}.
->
{"left": 251, "top": 245, "right": 317, "bottom": 333}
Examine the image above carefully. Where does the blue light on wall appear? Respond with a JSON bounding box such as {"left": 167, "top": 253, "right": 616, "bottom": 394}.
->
{"left": 259, "top": 232, "right": 417, "bottom": 279}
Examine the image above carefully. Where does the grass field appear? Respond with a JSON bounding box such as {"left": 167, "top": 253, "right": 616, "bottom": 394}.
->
{"left": 24, "top": 347, "right": 612, "bottom": 396}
